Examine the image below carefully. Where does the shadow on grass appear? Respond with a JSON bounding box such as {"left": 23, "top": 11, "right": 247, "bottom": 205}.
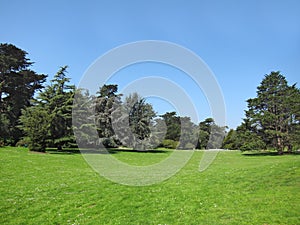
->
{"left": 108, "top": 149, "right": 169, "bottom": 154}
{"left": 242, "top": 151, "right": 300, "bottom": 156}
{"left": 47, "top": 148, "right": 169, "bottom": 155}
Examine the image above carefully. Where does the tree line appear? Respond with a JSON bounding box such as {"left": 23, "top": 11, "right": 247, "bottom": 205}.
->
{"left": 1, "top": 43, "right": 299, "bottom": 154}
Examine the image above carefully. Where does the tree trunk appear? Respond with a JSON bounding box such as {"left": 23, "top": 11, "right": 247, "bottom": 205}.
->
{"left": 287, "top": 144, "right": 292, "bottom": 153}
{"left": 277, "top": 136, "right": 284, "bottom": 154}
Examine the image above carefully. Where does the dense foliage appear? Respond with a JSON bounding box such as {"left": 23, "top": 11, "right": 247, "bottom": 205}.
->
{"left": 223, "top": 72, "right": 300, "bottom": 153}
{"left": 1, "top": 43, "right": 299, "bottom": 153}
{"left": 19, "top": 66, "right": 75, "bottom": 151}
{"left": 0, "top": 43, "right": 46, "bottom": 145}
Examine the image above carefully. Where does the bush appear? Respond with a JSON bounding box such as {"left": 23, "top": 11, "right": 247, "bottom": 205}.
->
{"left": 16, "top": 139, "right": 28, "bottom": 147}
{"left": 0, "top": 140, "right": 4, "bottom": 147}
{"left": 28, "top": 143, "right": 46, "bottom": 152}
{"left": 240, "top": 140, "right": 266, "bottom": 151}
{"left": 161, "top": 139, "right": 179, "bottom": 149}
{"left": 102, "top": 138, "right": 118, "bottom": 148}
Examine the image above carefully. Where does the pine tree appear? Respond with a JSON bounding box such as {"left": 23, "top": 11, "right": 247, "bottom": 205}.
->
{"left": 244, "top": 71, "right": 300, "bottom": 153}
{"left": 20, "top": 66, "right": 75, "bottom": 151}
{"left": 94, "top": 84, "right": 122, "bottom": 148}
{"left": 19, "top": 106, "right": 50, "bottom": 151}
{"left": 160, "top": 112, "right": 181, "bottom": 141}
{"left": 72, "top": 88, "right": 97, "bottom": 148}
{"left": 0, "top": 43, "right": 46, "bottom": 144}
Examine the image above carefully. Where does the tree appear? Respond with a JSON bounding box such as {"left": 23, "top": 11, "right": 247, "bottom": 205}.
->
{"left": 160, "top": 112, "right": 181, "bottom": 141}
{"left": 72, "top": 88, "right": 97, "bottom": 147}
{"left": 244, "top": 71, "right": 300, "bottom": 153}
{"left": 144, "top": 118, "right": 167, "bottom": 149}
{"left": 19, "top": 106, "right": 50, "bottom": 151}
{"left": 196, "top": 118, "right": 225, "bottom": 149}
{"left": 0, "top": 43, "right": 46, "bottom": 144}
{"left": 40, "top": 66, "right": 75, "bottom": 149}
{"left": 234, "top": 122, "right": 266, "bottom": 151}
{"left": 207, "top": 123, "right": 226, "bottom": 149}
{"left": 20, "top": 66, "right": 75, "bottom": 151}
{"left": 94, "top": 84, "right": 122, "bottom": 147}
{"left": 178, "top": 116, "right": 198, "bottom": 149}
{"left": 222, "top": 129, "right": 237, "bottom": 149}
{"left": 113, "top": 93, "right": 156, "bottom": 150}
{"left": 197, "top": 118, "right": 214, "bottom": 149}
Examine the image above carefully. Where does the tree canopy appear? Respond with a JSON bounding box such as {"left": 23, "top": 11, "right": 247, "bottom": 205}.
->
{"left": 0, "top": 43, "right": 46, "bottom": 145}
{"left": 235, "top": 71, "right": 300, "bottom": 153}
{"left": 19, "top": 66, "right": 75, "bottom": 151}
{"left": 2, "top": 43, "right": 299, "bottom": 154}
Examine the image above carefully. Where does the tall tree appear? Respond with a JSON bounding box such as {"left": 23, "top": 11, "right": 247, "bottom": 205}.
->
{"left": 178, "top": 116, "right": 198, "bottom": 149}
{"left": 160, "top": 111, "right": 181, "bottom": 141}
{"left": 113, "top": 93, "right": 156, "bottom": 150}
{"left": 0, "top": 43, "right": 46, "bottom": 144}
{"left": 244, "top": 71, "right": 300, "bottom": 153}
{"left": 20, "top": 66, "right": 75, "bottom": 151}
{"left": 94, "top": 84, "right": 122, "bottom": 147}
{"left": 197, "top": 118, "right": 214, "bottom": 149}
{"left": 72, "top": 88, "right": 97, "bottom": 147}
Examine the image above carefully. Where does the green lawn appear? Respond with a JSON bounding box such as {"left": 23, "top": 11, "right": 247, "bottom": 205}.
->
{"left": 0, "top": 147, "right": 299, "bottom": 224}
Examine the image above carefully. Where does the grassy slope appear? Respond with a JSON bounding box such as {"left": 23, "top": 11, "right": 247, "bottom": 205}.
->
{"left": 0, "top": 147, "right": 299, "bottom": 224}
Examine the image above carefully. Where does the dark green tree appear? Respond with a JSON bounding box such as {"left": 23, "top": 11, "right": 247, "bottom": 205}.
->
{"left": 197, "top": 118, "right": 213, "bottom": 149}
{"left": 20, "top": 66, "right": 75, "bottom": 151}
{"left": 160, "top": 112, "right": 181, "bottom": 141}
{"left": 233, "top": 122, "right": 266, "bottom": 151}
{"left": 0, "top": 43, "right": 46, "bottom": 144}
{"left": 41, "top": 66, "right": 75, "bottom": 149}
{"left": 222, "top": 129, "right": 236, "bottom": 149}
{"left": 94, "top": 84, "right": 122, "bottom": 148}
{"left": 19, "top": 106, "right": 50, "bottom": 151}
{"left": 244, "top": 71, "right": 300, "bottom": 153}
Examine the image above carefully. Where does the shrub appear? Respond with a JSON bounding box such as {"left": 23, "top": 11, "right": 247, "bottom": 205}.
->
{"left": 28, "top": 143, "right": 46, "bottom": 152}
{"left": 161, "top": 139, "right": 179, "bottom": 149}
{"left": 240, "top": 140, "right": 266, "bottom": 151}
{"left": 102, "top": 138, "right": 118, "bottom": 148}
{"left": 16, "top": 139, "right": 28, "bottom": 147}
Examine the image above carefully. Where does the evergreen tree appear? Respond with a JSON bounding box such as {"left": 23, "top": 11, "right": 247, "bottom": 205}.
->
{"left": 222, "top": 129, "right": 237, "bottom": 149}
{"left": 234, "top": 122, "right": 266, "bottom": 151}
{"left": 178, "top": 116, "right": 198, "bottom": 149}
{"left": 0, "top": 43, "right": 46, "bottom": 144}
{"left": 94, "top": 84, "right": 122, "bottom": 147}
{"left": 244, "top": 71, "right": 300, "bottom": 153}
{"left": 20, "top": 66, "right": 75, "bottom": 151}
{"left": 19, "top": 106, "right": 50, "bottom": 151}
{"left": 197, "top": 118, "right": 214, "bottom": 149}
{"left": 160, "top": 112, "right": 181, "bottom": 141}
{"left": 72, "top": 88, "right": 97, "bottom": 147}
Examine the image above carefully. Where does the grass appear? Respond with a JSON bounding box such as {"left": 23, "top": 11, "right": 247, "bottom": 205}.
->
{"left": 0, "top": 147, "right": 299, "bottom": 224}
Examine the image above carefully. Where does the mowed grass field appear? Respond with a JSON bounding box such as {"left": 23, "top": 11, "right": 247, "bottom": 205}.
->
{"left": 0, "top": 147, "right": 299, "bottom": 224}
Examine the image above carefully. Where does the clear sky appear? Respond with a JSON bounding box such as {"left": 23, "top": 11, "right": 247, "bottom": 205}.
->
{"left": 1, "top": 0, "right": 299, "bottom": 129}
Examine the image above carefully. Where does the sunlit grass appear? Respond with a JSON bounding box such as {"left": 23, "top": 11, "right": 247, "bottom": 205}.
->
{"left": 0, "top": 147, "right": 299, "bottom": 224}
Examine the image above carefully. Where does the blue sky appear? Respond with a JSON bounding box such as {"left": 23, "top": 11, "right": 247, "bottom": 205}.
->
{"left": 1, "top": 0, "right": 299, "bottom": 129}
